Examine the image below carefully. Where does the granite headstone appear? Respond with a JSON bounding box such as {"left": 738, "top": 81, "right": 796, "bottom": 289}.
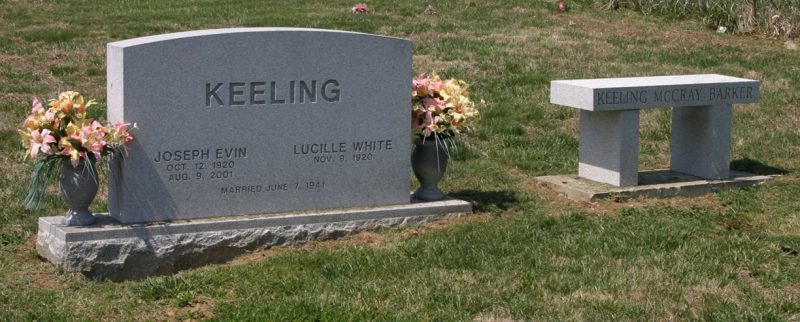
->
{"left": 107, "top": 28, "right": 412, "bottom": 223}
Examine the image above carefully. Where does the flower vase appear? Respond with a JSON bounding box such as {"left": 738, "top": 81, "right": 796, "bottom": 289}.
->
{"left": 59, "top": 158, "right": 98, "bottom": 226}
{"left": 411, "top": 137, "right": 449, "bottom": 201}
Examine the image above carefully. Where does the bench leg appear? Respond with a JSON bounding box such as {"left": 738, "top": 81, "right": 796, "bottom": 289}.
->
{"left": 670, "top": 104, "right": 733, "bottom": 179}
{"left": 578, "top": 110, "right": 640, "bottom": 186}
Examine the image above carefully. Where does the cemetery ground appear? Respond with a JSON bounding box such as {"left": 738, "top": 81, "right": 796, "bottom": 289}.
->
{"left": 1, "top": 0, "right": 799, "bottom": 320}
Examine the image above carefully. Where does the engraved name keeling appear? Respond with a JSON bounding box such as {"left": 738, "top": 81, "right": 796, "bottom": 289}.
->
{"left": 205, "top": 79, "right": 341, "bottom": 107}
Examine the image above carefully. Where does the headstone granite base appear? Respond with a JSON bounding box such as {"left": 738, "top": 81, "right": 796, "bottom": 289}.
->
{"left": 37, "top": 199, "right": 472, "bottom": 281}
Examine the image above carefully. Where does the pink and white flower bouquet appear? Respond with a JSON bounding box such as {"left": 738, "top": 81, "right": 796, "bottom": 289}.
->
{"left": 412, "top": 73, "right": 480, "bottom": 144}
{"left": 18, "top": 91, "right": 135, "bottom": 208}
{"left": 351, "top": 3, "right": 368, "bottom": 13}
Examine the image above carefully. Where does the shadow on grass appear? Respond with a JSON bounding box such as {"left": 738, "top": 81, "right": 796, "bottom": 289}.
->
{"left": 449, "top": 190, "right": 518, "bottom": 213}
{"left": 730, "top": 157, "right": 788, "bottom": 175}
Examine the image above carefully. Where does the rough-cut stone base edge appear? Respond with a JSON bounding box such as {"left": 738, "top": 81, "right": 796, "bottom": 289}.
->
{"left": 37, "top": 199, "right": 472, "bottom": 281}
{"left": 535, "top": 170, "right": 773, "bottom": 202}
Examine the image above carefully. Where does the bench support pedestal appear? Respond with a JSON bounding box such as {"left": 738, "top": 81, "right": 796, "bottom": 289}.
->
{"left": 670, "top": 104, "right": 733, "bottom": 180}
{"left": 578, "top": 110, "right": 640, "bottom": 186}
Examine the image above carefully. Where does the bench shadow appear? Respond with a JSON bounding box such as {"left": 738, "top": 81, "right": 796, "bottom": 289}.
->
{"left": 448, "top": 189, "right": 518, "bottom": 213}
{"left": 637, "top": 170, "right": 702, "bottom": 185}
{"left": 730, "top": 158, "right": 788, "bottom": 175}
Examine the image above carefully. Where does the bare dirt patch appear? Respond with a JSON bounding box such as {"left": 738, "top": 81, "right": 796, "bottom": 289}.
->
{"left": 473, "top": 312, "right": 519, "bottom": 322}
{"left": 558, "top": 114, "right": 579, "bottom": 137}
{"left": 224, "top": 231, "right": 387, "bottom": 268}
{"left": 317, "top": 230, "right": 387, "bottom": 249}
{"left": 399, "top": 212, "right": 493, "bottom": 238}
{"left": 227, "top": 248, "right": 281, "bottom": 267}
{"left": 1, "top": 237, "right": 64, "bottom": 290}
{"left": 25, "top": 270, "right": 62, "bottom": 289}
{"left": 162, "top": 297, "right": 215, "bottom": 321}
{"left": 225, "top": 213, "right": 493, "bottom": 268}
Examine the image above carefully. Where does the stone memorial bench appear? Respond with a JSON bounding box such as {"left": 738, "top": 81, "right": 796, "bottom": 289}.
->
{"left": 550, "top": 74, "right": 760, "bottom": 186}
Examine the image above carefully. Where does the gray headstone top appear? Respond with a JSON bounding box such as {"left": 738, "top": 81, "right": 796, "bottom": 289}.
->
{"left": 107, "top": 28, "right": 412, "bottom": 224}
{"left": 107, "top": 27, "right": 400, "bottom": 48}
{"left": 550, "top": 74, "right": 760, "bottom": 111}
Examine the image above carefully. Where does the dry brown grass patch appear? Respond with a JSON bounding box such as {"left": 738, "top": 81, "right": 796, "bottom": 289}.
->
{"left": 510, "top": 6, "right": 534, "bottom": 14}
{"left": 227, "top": 248, "right": 281, "bottom": 267}
{"left": 594, "top": 194, "right": 726, "bottom": 216}
{"left": 412, "top": 54, "right": 477, "bottom": 76}
{"left": 763, "top": 77, "right": 792, "bottom": 92}
{"left": 0, "top": 110, "right": 20, "bottom": 132}
{"left": 162, "top": 297, "right": 215, "bottom": 321}
{"left": 328, "top": 230, "right": 386, "bottom": 248}
{"left": 399, "top": 212, "right": 493, "bottom": 238}
{"left": 25, "top": 270, "right": 63, "bottom": 290}
{"left": 227, "top": 230, "right": 387, "bottom": 267}
{"left": 0, "top": 153, "right": 28, "bottom": 188}
{"left": 639, "top": 110, "right": 671, "bottom": 168}
{"left": 776, "top": 218, "right": 800, "bottom": 236}
{"left": 432, "top": 268, "right": 478, "bottom": 292}
{"left": 482, "top": 27, "right": 549, "bottom": 42}
{"left": 226, "top": 213, "right": 491, "bottom": 267}
{"left": 408, "top": 30, "right": 473, "bottom": 42}
{"left": 525, "top": 124, "right": 545, "bottom": 138}
{"left": 682, "top": 279, "right": 743, "bottom": 312}
{"left": 0, "top": 237, "right": 65, "bottom": 290}
{"left": 560, "top": 114, "right": 579, "bottom": 136}
{"left": 472, "top": 313, "right": 519, "bottom": 322}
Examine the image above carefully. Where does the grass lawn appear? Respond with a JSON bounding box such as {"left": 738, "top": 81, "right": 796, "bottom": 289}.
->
{"left": 1, "top": 0, "right": 799, "bottom": 320}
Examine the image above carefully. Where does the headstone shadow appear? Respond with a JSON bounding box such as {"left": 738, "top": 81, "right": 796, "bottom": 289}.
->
{"left": 449, "top": 190, "right": 518, "bottom": 213}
